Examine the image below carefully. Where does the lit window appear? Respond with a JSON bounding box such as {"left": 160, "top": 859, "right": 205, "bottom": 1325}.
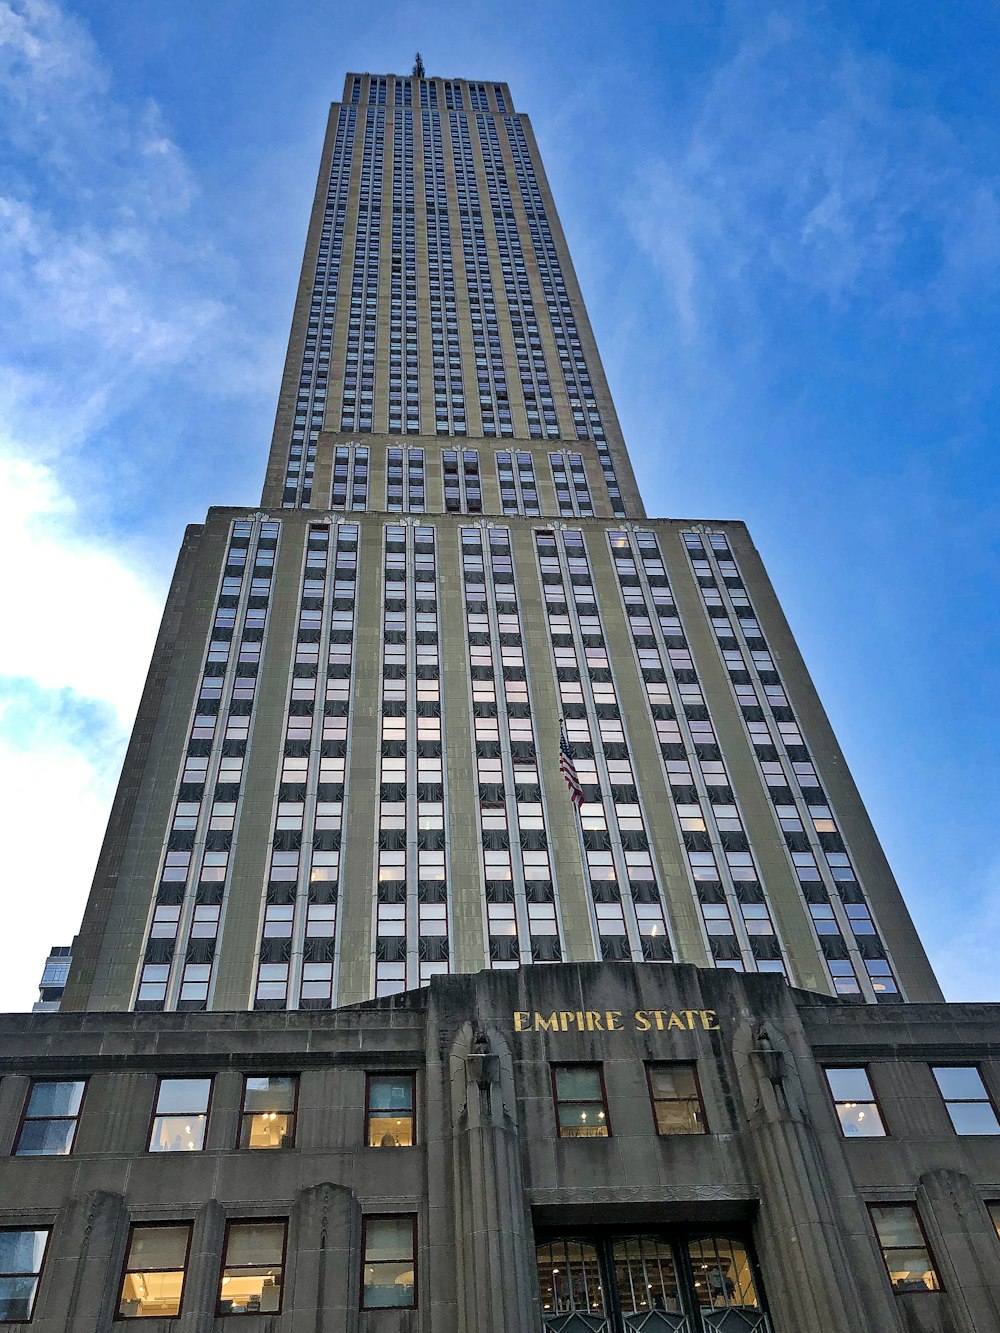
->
{"left": 366, "top": 1074, "right": 415, "bottom": 1147}
{"left": 824, "top": 1068, "right": 886, "bottom": 1137}
{"left": 552, "top": 1065, "right": 610, "bottom": 1138}
{"left": 148, "top": 1078, "right": 212, "bottom": 1152}
{"left": 646, "top": 1064, "right": 706, "bottom": 1134}
{"left": 870, "top": 1206, "right": 940, "bottom": 1292}
{"left": 361, "top": 1217, "right": 417, "bottom": 1309}
{"left": 218, "top": 1221, "right": 286, "bottom": 1315}
{"left": 239, "top": 1077, "right": 297, "bottom": 1149}
{"left": 0, "top": 1228, "right": 49, "bottom": 1321}
{"left": 989, "top": 1202, "right": 1000, "bottom": 1244}
{"left": 931, "top": 1067, "right": 1000, "bottom": 1134}
{"left": 14, "top": 1081, "right": 85, "bottom": 1156}
{"left": 118, "top": 1223, "right": 191, "bottom": 1319}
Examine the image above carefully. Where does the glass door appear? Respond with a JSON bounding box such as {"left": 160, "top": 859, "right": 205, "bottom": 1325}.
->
{"left": 537, "top": 1232, "right": 771, "bottom": 1333}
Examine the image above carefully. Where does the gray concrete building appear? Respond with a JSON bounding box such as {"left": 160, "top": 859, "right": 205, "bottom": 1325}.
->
{"left": 3, "top": 67, "right": 998, "bottom": 1331}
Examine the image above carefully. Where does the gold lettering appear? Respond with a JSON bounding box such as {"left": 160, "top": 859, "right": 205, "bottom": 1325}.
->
{"left": 700, "top": 1009, "right": 720, "bottom": 1030}
{"left": 654, "top": 1010, "right": 665, "bottom": 1030}
{"left": 535, "top": 1012, "right": 559, "bottom": 1032}
{"left": 576, "top": 1011, "right": 585, "bottom": 1032}
{"left": 558, "top": 1011, "right": 576, "bottom": 1032}
{"left": 514, "top": 1011, "right": 531, "bottom": 1032}
{"left": 606, "top": 1010, "right": 624, "bottom": 1031}
{"left": 634, "top": 1010, "right": 651, "bottom": 1032}
{"left": 585, "top": 1011, "right": 605, "bottom": 1031}
{"left": 666, "top": 1012, "right": 686, "bottom": 1031}
{"left": 682, "top": 1009, "right": 698, "bottom": 1030}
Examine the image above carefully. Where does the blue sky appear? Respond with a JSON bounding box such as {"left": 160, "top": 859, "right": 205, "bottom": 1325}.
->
{"left": 1, "top": 0, "right": 998, "bottom": 1009}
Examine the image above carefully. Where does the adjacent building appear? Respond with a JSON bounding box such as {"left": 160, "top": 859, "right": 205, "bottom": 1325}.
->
{"left": 2, "top": 68, "right": 997, "bottom": 1332}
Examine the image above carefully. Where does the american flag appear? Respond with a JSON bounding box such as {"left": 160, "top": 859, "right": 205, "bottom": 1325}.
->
{"left": 559, "top": 723, "right": 585, "bottom": 810}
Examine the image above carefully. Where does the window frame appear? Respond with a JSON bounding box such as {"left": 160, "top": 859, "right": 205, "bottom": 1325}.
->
{"left": 0, "top": 1225, "right": 52, "bottom": 1324}
{"left": 13, "top": 1079, "right": 87, "bottom": 1157}
{"left": 645, "top": 1061, "right": 709, "bottom": 1136}
{"left": 359, "top": 1214, "right": 418, "bottom": 1311}
{"left": 550, "top": 1063, "right": 612, "bottom": 1139}
{"left": 867, "top": 1203, "right": 943, "bottom": 1294}
{"left": 364, "top": 1072, "right": 417, "bottom": 1148}
{"left": 237, "top": 1074, "right": 299, "bottom": 1151}
{"left": 217, "top": 1218, "right": 288, "bottom": 1318}
{"left": 115, "top": 1220, "right": 193, "bottom": 1321}
{"left": 823, "top": 1065, "right": 888, "bottom": 1138}
{"left": 930, "top": 1064, "right": 1000, "bottom": 1136}
{"left": 146, "top": 1075, "right": 215, "bottom": 1154}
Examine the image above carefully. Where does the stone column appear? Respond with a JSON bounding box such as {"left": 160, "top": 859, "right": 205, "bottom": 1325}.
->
{"left": 915, "top": 1168, "right": 1000, "bottom": 1332}
{"left": 447, "top": 1023, "right": 537, "bottom": 1333}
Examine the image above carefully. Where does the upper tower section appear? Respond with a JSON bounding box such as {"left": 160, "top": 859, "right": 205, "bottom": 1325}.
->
{"left": 260, "top": 71, "right": 645, "bottom": 519}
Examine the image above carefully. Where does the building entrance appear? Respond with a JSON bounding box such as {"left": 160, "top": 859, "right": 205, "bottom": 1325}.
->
{"left": 536, "top": 1232, "right": 771, "bottom": 1333}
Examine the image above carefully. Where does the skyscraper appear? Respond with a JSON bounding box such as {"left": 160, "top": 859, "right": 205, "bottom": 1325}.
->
{"left": 3, "top": 70, "right": 998, "bottom": 1333}
{"left": 63, "top": 71, "right": 936, "bottom": 1016}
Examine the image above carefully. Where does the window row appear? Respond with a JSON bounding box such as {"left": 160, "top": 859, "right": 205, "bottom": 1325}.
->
{"left": 825, "top": 1065, "right": 1000, "bottom": 1137}
{"left": 11, "top": 1075, "right": 415, "bottom": 1157}
{"left": 0, "top": 1213, "right": 416, "bottom": 1321}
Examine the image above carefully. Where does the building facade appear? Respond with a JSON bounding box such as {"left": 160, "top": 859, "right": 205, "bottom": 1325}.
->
{"left": 3, "top": 69, "right": 998, "bottom": 1332}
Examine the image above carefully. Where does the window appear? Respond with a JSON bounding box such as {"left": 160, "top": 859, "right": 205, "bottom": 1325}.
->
{"left": 646, "top": 1064, "right": 706, "bottom": 1134}
{"left": 824, "top": 1067, "right": 886, "bottom": 1137}
{"left": 148, "top": 1078, "right": 212, "bottom": 1152}
{"left": 366, "top": 1074, "right": 415, "bottom": 1147}
{"left": 0, "top": 1229, "right": 49, "bottom": 1322}
{"left": 118, "top": 1223, "right": 191, "bottom": 1319}
{"left": 218, "top": 1220, "right": 286, "bottom": 1315}
{"left": 552, "top": 1065, "right": 610, "bottom": 1138}
{"left": 870, "top": 1205, "right": 940, "bottom": 1292}
{"left": 361, "top": 1216, "right": 417, "bottom": 1309}
{"left": 989, "top": 1202, "right": 1000, "bottom": 1243}
{"left": 931, "top": 1066, "right": 1000, "bottom": 1134}
{"left": 239, "top": 1076, "right": 297, "bottom": 1149}
{"left": 14, "top": 1080, "right": 85, "bottom": 1156}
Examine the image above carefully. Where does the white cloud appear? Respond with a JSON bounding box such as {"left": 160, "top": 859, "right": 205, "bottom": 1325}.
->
{"left": 0, "top": 450, "right": 162, "bottom": 1012}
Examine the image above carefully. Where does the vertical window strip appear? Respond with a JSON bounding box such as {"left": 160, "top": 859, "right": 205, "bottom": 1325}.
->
{"left": 376, "top": 524, "right": 450, "bottom": 997}
{"left": 682, "top": 529, "right": 901, "bottom": 1002}
{"left": 330, "top": 444, "right": 370, "bottom": 510}
{"left": 534, "top": 529, "right": 673, "bottom": 963}
{"left": 440, "top": 448, "right": 482, "bottom": 514}
{"left": 136, "top": 519, "right": 281, "bottom": 1012}
{"left": 252, "top": 522, "right": 358, "bottom": 1010}
{"left": 495, "top": 451, "right": 540, "bottom": 516}
{"left": 474, "top": 113, "right": 556, "bottom": 440}
{"left": 609, "top": 530, "right": 787, "bottom": 977}
{"left": 449, "top": 110, "right": 510, "bottom": 438}
{"left": 389, "top": 106, "right": 419, "bottom": 434}
{"left": 339, "top": 107, "right": 384, "bottom": 436}
{"left": 501, "top": 114, "right": 623, "bottom": 514}
{"left": 423, "top": 109, "right": 466, "bottom": 435}
{"left": 462, "top": 526, "right": 565, "bottom": 968}
{"left": 285, "top": 106, "right": 355, "bottom": 507}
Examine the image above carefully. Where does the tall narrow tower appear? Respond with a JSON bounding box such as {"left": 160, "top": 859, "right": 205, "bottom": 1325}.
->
{"left": 63, "top": 71, "right": 939, "bottom": 1015}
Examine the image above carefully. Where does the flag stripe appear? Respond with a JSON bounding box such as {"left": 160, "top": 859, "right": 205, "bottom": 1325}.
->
{"left": 559, "top": 724, "right": 585, "bottom": 809}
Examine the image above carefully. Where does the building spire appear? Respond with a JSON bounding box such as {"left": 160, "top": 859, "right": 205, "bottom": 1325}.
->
{"left": 412, "top": 51, "right": 426, "bottom": 78}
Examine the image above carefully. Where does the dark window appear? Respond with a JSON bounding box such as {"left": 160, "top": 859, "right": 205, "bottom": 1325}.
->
{"left": 239, "top": 1076, "right": 297, "bottom": 1149}
{"left": 646, "top": 1064, "right": 706, "bottom": 1134}
{"left": 989, "top": 1202, "right": 1000, "bottom": 1245}
{"left": 118, "top": 1223, "right": 191, "bottom": 1319}
{"left": 552, "top": 1064, "right": 610, "bottom": 1138}
{"left": 931, "top": 1066, "right": 1000, "bottom": 1135}
{"left": 217, "top": 1220, "right": 287, "bottom": 1315}
{"left": 14, "top": 1081, "right": 85, "bottom": 1156}
{"left": 366, "top": 1074, "right": 415, "bottom": 1147}
{"left": 0, "top": 1229, "right": 49, "bottom": 1322}
{"left": 361, "top": 1216, "right": 417, "bottom": 1309}
{"left": 148, "top": 1078, "right": 212, "bottom": 1152}
{"left": 823, "top": 1067, "right": 886, "bottom": 1137}
{"left": 870, "top": 1205, "right": 941, "bottom": 1292}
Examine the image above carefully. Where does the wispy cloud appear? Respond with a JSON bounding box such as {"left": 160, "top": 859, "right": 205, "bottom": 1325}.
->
{"left": 0, "top": 0, "right": 225, "bottom": 1007}
{"left": 629, "top": 7, "right": 1000, "bottom": 339}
